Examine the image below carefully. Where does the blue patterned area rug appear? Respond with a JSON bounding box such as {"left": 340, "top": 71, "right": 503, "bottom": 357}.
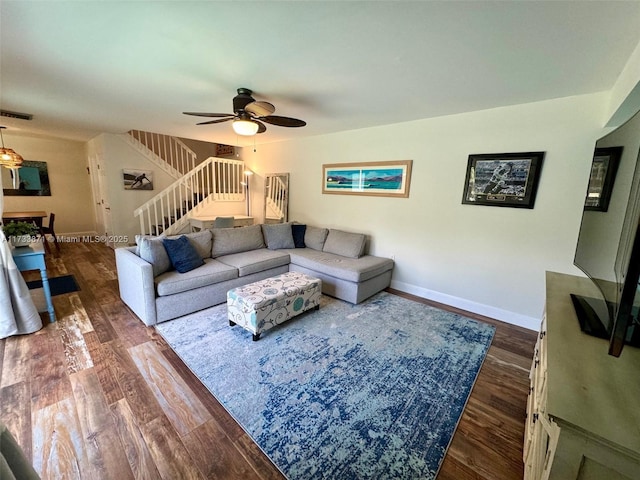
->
{"left": 156, "top": 291, "right": 495, "bottom": 479}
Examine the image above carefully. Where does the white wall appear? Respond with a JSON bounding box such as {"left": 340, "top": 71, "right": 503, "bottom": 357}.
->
{"left": 1, "top": 131, "right": 95, "bottom": 235}
{"left": 247, "top": 93, "right": 609, "bottom": 329}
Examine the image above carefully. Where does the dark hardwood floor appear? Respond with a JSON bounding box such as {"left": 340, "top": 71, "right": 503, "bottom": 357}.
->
{"left": 0, "top": 241, "right": 537, "bottom": 479}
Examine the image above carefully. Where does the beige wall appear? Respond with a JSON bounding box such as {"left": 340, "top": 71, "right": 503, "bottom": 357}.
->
{"left": 1, "top": 131, "right": 95, "bottom": 235}
{"left": 247, "top": 93, "right": 609, "bottom": 329}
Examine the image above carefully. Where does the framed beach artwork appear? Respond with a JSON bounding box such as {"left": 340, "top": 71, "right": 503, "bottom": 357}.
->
{"left": 322, "top": 160, "right": 413, "bottom": 198}
{"left": 461, "top": 152, "right": 545, "bottom": 208}
{"left": 123, "top": 169, "right": 154, "bottom": 190}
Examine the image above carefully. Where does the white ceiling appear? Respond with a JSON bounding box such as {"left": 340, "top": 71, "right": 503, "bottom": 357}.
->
{"left": 2, "top": 1, "right": 640, "bottom": 146}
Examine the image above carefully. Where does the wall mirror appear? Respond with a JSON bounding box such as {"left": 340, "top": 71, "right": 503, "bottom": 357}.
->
{"left": 264, "top": 173, "right": 289, "bottom": 223}
{"left": 2, "top": 160, "right": 51, "bottom": 196}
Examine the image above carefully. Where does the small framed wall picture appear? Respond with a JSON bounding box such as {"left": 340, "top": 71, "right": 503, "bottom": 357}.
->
{"left": 123, "top": 169, "right": 154, "bottom": 190}
{"left": 584, "top": 146, "right": 623, "bottom": 212}
{"left": 461, "top": 152, "right": 545, "bottom": 208}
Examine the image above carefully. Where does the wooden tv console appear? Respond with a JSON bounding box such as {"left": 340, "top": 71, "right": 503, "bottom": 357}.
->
{"left": 524, "top": 272, "right": 640, "bottom": 479}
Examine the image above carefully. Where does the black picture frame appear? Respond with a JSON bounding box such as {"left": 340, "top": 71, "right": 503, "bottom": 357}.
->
{"left": 2, "top": 160, "right": 51, "bottom": 196}
{"left": 584, "top": 146, "right": 622, "bottom": 212}
{"left": 461, "top": 151, "right": 545, "bottom": 209}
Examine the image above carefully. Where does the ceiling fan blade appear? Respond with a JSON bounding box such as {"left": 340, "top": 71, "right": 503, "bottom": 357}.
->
{"left": 254, "top": 120, "right": 267, "bottom": 134}
{"left": 183, "top": 112, "right": 233, "bottom": 117}
{"left": 245, "top": 101, "right": 275, "bottom": 117}
{"left": 196, "top": 117, "right": 234, "bottom": 125}
{"left": 261, "top": 115, "right": 306, "bottom": 128}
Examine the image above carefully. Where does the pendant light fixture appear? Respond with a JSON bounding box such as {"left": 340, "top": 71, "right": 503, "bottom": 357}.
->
{"left": 0, "top": 126, "right": 24, "bottom": 168}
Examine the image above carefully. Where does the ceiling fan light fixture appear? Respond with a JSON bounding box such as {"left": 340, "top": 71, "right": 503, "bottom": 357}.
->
{"left": 232, "top": 118, "right": 259, "bottom": 136}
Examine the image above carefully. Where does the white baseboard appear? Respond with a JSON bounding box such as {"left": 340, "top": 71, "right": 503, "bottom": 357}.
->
{"left": 390, "top": 279, "right": 539, "bottom": 331}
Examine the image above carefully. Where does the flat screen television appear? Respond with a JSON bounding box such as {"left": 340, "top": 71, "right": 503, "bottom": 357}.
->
{"left": 572, "top": 108, "right": 640, "bottom": 357}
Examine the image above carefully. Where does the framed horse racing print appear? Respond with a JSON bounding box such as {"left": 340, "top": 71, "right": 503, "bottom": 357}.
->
{"left": 461, "top": 152, "right": 545, "bottom": 208}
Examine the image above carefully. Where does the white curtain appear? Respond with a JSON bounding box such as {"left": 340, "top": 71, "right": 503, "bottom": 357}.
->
{"left": 0, "top": 168, "right": 42, "bottom": 339}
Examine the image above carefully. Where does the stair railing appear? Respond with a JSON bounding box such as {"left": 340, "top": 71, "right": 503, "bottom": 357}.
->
{"left": 134, "top": 156, "right": 245, "bottom": 236}
{"left": 128, "top": 130, "right": 197, "bottom": 176}
{"left": 266, "top": 174, "right": 287, "bottom": 221}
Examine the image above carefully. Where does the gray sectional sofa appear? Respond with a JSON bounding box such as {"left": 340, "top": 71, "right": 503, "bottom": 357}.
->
{"left": 115, "top": 223, "right": 394, "bottom": 326}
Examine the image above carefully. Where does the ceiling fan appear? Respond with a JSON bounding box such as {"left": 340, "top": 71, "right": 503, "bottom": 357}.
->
{"left": 183, "top": 88, "right": 306, "bottom": 136}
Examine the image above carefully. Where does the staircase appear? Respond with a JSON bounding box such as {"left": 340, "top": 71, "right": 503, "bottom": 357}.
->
{"left": 126, "top": 130, "right": 198, "bottom": 179}
{"left": 265, "top": 174, "right": 287, "bottom": 223}
{"left": 129, "top": 131, "right": 245, "bottom": 236}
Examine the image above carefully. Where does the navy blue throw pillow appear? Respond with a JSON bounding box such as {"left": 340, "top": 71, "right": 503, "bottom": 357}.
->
{"left": 162, "top": 235, "right": 204, "bottom": 273}
{"left": 291, "top": 224, "right": 307, "bottom": 248}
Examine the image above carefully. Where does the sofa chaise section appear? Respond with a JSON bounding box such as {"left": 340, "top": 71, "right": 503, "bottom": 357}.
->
{"left": 286, "top": 248, "right": 394, "bottom": 304}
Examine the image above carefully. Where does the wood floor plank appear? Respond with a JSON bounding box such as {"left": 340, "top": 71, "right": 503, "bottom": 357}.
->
{"left": 0, "top": 381, "right": 33, "bottom": 460}
{"left": 139, "top": 414, "right": 206, "bottom": 480}
{"left": 234, "top": 433, "right": 287, "bottom": 480}
{"left": 48, "top": 255, "right": 68, "bottom": 275}
{"left": 110, "top": 399, "right": 162, "bottom": 480}
{"left": 182, "top": 419, "right": 265, "bottom": 480}
{"left": 32, "top": 397, "right": 89, "bottom": 479}
{"left": 84, "top": 331, "right": 124, "bottom": 406}
{"left": 75, "top": 290, "right": 118, "bottom": 344}
{"left": 30, "top": 326, "right": 74, "bottom": 411}
{"left": 129, "top": 341, "right": 212, "bottom": 437}
{"left": 69, "top": 368, "right": 135, "bottom": 480}
{"left": 56, "top": 311, "right": 94, "bottom": 375}
{"left": 102, "top": 300, "right": 155, "bottom": 348}
{"left": 94, "top": 261, "right": 117, "bottom": 281}
{"left": 102, "top": 339, "right": 165, "bottom": 426}
{"left": 69, "top": 293, "right": 94, "bottom": 334}
{"left": 0, "top": 333, "right": 32, "bottom": 388}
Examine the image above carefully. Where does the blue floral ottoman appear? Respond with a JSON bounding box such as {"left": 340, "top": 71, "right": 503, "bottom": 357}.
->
{"left": 227, "top": 272, "right": 322, "bottom": 341}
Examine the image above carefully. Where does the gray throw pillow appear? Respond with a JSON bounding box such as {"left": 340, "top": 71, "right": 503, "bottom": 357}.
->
{"left": 211, "top": 224, "right": 266, "bottom": 257}
{"left": 262, "top": 223, "right": 295, "bottom": 250}
{"left": 304, "top": 226, "right": 329, "bottom": 251}
{"left": 182, "top": 230, "right": 212, "bottom": 259}
{"left": 323, "top": 229, "right": 367, "bottom": 258}
{"left": 137, "top": 236, "right": 171, "bottom": 276}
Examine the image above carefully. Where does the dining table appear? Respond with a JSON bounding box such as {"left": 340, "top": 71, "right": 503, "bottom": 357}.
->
{"left": 2, "top": 211, "right": 48, "bottom": 228}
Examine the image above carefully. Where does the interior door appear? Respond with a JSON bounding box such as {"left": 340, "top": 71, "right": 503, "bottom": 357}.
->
{"left": 89, "top": 153, "right": 114, "bottom": 247}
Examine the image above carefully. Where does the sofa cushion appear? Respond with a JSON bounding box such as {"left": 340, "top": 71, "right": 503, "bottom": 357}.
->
{"left": 137, "top": 236, "right": 171, "bottom": 277}
{"left": 262, "top": 223, "right": 295, "bottom": 249}
{"left": 286, "top": 248, "right": 393, "bottom": 283}
{"left": 162, "top": 235, "right": 204, "bottom": 273}
{"left": 155, "top": 258, "right": 238, "bottom": 296}
{"left": 291, "top": 224, "right": 306, "bottom": 248}
{"left": 322, "top": 229, "right": 367, "bottom": 258}
{"left": 184, "top": 230, "right": 213, "bottom": 259}
{"left": 211, "top": 224, "right": 265, "bottom": 257}
{"left": 304, "top": 226, "right": 329, "bottom": 251}
{"left": 217, "top": 248, "right": 290, "bottom": 277}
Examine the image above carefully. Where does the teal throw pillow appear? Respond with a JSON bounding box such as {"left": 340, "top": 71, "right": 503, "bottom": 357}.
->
{"left": 162, "top": 235, "right": 204, "bottom": 273}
